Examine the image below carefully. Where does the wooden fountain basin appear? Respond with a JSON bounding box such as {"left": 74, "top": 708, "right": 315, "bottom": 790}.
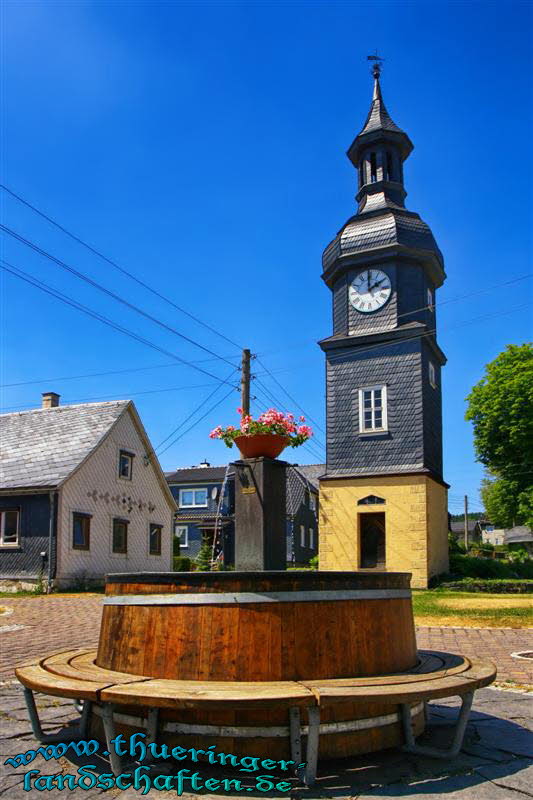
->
{"left": 98, "top": 571, "right": 418, "bottom": 681}
{"left": 90, "top": 570, "right": 423, "bottom": 758}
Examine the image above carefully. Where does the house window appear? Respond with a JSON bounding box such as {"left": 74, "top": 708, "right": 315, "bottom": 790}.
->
{"left": 429, "top": 362, "right": 437, "bottom": 389}
{"left": 72, "top": 513, "right": 91, "bottom": 550}
{"left": 149, "top": 524, "right": 162, "bottom": 555}
{"left": 112, "top": 518, "right": 128, "bottom": 554}
{"left": 118, "top": 450, "right": 134, "bottom": 480}
{"left": 179, "top": 488, "right": 208, "bottom": 508}
{"left": 427, "top": 288, "right": 434, "bottom": 311}
{"left": 309, "top": 527, "right": 315, "bottom": 549}
{"left": 175, "top": 525, "right": 188, "bottom": 548}
{"left": 358, "top": 386, "right": 388, "bottom": 433}
{"left": 300, "top": 524, "right": 306, "bottom": 547}
{"left": 0, "top": 509, "right": 19, "bottom": 547}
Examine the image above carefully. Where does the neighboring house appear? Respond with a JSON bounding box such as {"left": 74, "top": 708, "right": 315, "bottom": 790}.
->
{"left": 165, "top": 462, "right": 322, "bottom": 567}
{"left": 0, "top": 393, "right": 176, "bottom": 590}
{"left": 165, "top": 464, "right": 234, "bottom": 562}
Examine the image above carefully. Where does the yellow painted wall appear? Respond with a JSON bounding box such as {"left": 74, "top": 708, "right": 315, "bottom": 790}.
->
{"left": 319, "top": 475, "right": 449, "bottom": 588}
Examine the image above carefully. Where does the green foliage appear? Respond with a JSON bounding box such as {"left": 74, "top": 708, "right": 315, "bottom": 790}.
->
{"left": 448, "top": 553, "right": 533, "bottom": 580}
{"left": 308, "top": 555, "right": 319, "bottom": 569}
{"left": 195, "top": 539, "right": 213, "bottom": 571}
{"left": 437, "top": 579, "right": 532, "bottom": 593}
{"left": 173, "top": 556, "right": 193, "bottom": 572}
{"left": 466, "top": 343, "right": 533, "bottom": 527}
{"left": 448, "top": 533, "right": 466, "bottom": 554}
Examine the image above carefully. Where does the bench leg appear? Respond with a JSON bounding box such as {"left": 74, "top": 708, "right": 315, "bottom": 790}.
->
{"left": 101, "top": 703, "right": 123, "bottom": 776}
{"left": 289, "top": 706, "right": 321, "bottom": 787}
{"left": 23, "top": 688, "right": 92, "bottom": 744}
{"left": 144, "top": 707, "right": 159, "bottom": 764}
{"left": 401, "top": 692, "right": 475, "bottom": 759}
{"left": 304, "top": 707, "right": 321, "bottom": 787}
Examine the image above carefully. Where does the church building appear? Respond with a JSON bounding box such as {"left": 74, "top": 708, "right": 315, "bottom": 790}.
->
{"left": 318, "top": 62, "right": 449, "bottom": 588}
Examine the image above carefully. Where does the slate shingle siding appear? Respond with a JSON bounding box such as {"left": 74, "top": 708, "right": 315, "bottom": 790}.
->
{"left": 0, "top": 493, "right": 52, "bottom": 578}
{"left": 325, "top": 339, "right": 427, "bottom": 475}
{"left": 421, "top": 342, "right": 443, "bottom": 477}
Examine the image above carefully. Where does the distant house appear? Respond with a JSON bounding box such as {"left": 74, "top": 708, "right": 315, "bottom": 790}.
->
{"left": 165, "top": 462, "right": 322, "bottom": 567}
{"left": 450, "top": 518, "right": 493, "bottom": 546}
{"left": 0, "top": 393, "right": 176, "bottom": 590}
{"left": 484, "top": 525, "right": 533, "bottom": 553}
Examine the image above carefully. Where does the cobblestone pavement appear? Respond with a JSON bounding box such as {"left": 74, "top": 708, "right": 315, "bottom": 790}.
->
{"left": 1, "top": 594, "right": 532, "bottom": 684}
{"left": 0, "top": 684, "right": 531, "bottom": 799}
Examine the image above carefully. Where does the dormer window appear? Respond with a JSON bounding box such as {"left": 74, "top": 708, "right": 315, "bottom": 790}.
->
{"left": 370, "top": 152, "right": 377, "bottom": 183}
{"left": 179, "top": 488, "right": 208, "bottom": 508}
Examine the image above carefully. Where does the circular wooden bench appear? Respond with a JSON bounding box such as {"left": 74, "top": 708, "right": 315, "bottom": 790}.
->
{"left": 16, "top": 648, "right": 496, "bottom": 785}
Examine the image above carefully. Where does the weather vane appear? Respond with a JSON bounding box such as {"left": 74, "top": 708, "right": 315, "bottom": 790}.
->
{"left": 367, "top": 50, "right": 384, "bottom": 79}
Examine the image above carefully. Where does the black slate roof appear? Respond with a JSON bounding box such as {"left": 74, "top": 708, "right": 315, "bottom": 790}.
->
{"left": 165, "top": 466, "right": 231, "bottom": 483}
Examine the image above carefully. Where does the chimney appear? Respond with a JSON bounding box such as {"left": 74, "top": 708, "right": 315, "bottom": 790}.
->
{"left": 42, "top": 392, "right": 60, "bottom": 409}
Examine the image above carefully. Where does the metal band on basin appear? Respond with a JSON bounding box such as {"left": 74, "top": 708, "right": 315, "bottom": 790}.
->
{"left": 103, "top": 588, "right": 412, "bottom": 606}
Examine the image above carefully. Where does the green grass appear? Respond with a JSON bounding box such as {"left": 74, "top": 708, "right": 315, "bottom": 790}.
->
{"left": 412, "top": 590, "right": 533, "bottom": 628}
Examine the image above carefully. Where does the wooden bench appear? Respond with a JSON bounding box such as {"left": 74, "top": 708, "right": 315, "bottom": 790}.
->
{"left": 15, "top": 649, "right": 496, "bottom": 786}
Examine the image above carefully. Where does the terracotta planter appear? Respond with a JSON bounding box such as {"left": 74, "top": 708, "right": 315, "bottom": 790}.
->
{"left": 234, "top": 434, "right": 289, "bottom": 459}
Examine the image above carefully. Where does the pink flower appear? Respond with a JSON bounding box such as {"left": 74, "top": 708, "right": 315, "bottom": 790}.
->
{"left": 237, "top": 407, "right": 243, "bottom": 415}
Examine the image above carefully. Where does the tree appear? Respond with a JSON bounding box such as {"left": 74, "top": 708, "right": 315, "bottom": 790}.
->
{"left": 466, "top": 344, "right": 533, "bottom": 528}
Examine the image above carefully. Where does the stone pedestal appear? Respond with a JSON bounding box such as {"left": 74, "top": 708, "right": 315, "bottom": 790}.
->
{"left": 232, "top": 457, "right": 287, "bottom": 571}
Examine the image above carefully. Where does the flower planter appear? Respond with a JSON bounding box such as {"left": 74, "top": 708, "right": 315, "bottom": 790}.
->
{"left": 234, "top": 434, "right": 289, "bottom": 459}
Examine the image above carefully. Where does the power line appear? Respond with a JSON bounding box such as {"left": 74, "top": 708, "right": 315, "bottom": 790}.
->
{"left": 253, "top": 379, "right": 327, "bottom": 454}
{"left": 0, "top": 183, "right": 243, "bottom": 350}
{"left": 0, "top": 224, "right": 237, "bottom": 369}
{"left": 0, "top": 359, "right": 235, "bottom": 390}
{"left": 0, "top": 382, "right": 221, "bottom": 413}
{"left": 154, "top": 368, "right": 239, "bottom": 453}
{"left": 251, "top": 396, "right": 326, "bottom": 463}
{"left": 254, "top": 359, "right": 327, "bottom": 436}
{"left": 251, "top": 389, "right": 326, "bottom": 461}
{"left": 157, "top": 385, "right": 237, "bottom": 458}
{"left": 0, "top": 260, "right": 240, "bottom": 390}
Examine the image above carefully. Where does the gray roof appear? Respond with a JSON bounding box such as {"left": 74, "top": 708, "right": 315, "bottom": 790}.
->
{"left": 505, "top": 526, "right": 533, "bottom": 544}
{"left": 294, "top": 464, "right": 325, "bottom": 490}
{"left": 165, "top": 466, "right": 231, "bottom": 484}
{"left": 0, "top": 401, "right": 129, "bottom": 490}
{"left": 322, "top": 209, "right": 443, "bottom": 275}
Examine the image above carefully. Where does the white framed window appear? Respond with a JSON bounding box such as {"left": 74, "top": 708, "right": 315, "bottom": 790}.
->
{"left": 149, "top": 523, "right": 162, "bottom": 556}
{"left": 429, "top": 362, "right": 437, "bottom": 389}
{"left": 118, "top": 450, "right": 134, "bottom": 480}
{"left": 300, "top": 524, "right": 306, "bottom": 548}
{"left": 358, "top": 386, "right": 388, "bottom": 433}
{"left": 427, "top": 288, "right": 434, "bottom": 311}
{"left": 0, "top": 509, "right": 20, "bottom": 547}
{"left": 175, "top": 525, "right": 189, "bottom": 548}
{"left": 309, "top": 527, "right": 315, "bottom": 549}
{"left": 179, "top": 488, "right": 208, "bottom": 508}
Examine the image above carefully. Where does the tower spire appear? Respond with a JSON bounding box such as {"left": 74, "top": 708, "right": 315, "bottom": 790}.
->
{"left": 346, "top": 56, "right": 414, "bottom": 213}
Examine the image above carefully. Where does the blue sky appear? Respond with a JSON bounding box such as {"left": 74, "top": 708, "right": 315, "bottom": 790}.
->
{"left": 1, "top": 0, "right": 531, "bottom": 512}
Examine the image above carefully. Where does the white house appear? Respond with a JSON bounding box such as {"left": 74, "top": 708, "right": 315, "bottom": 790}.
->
{"left": 0, "top": 393, "right": 176, "bottom": 590}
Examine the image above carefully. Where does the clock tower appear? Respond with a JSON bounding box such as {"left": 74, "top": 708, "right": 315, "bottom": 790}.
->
{"left": 318, "top": 63, "right": 449, "bottom": 587}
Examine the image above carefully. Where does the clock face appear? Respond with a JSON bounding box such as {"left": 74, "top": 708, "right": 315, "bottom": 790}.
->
{"left": 349, "top": 269, "right": 392, "bottom": 313}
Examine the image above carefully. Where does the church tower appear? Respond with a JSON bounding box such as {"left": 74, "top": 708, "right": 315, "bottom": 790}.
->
{"left": 318, "top": 61, "right": 449, "bottom": 588}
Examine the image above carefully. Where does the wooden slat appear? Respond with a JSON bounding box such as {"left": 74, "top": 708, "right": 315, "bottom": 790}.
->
{"left": 100, "top": 679, "right": 316, "bottom": 710}
{"left": 15, "top": 664, "right": 107, "bottom": 700}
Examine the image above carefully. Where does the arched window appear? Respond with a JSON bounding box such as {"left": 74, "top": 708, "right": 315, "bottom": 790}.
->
{"left": 359, "top": 159, "right": 365, "bottom": 187}
{"left": 370, "top": 152, "right": 377, "bottom": 183}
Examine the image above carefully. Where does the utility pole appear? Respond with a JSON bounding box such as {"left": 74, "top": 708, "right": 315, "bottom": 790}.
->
{"left": 241, "top": 348, "right": 251, "bottom": 416}
{"left": 464, "top": 495, "right": 469, "bottom": 551}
